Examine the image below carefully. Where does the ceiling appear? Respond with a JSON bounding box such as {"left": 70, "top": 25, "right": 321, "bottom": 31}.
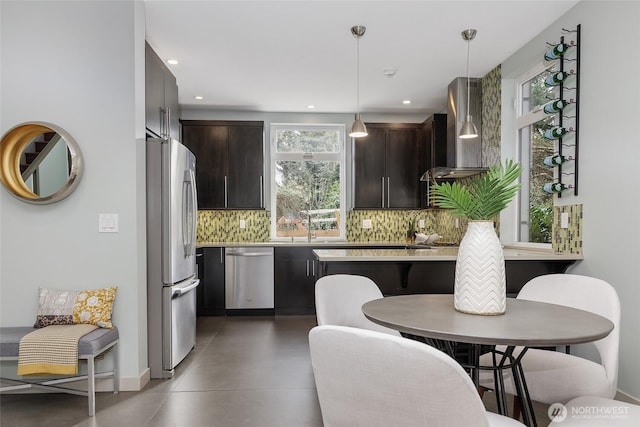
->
{"left": 145, "top": 0, "right": 579, "bottom": 116}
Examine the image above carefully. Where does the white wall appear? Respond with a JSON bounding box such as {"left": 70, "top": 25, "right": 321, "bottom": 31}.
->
{"left": 0, "top": 0, "right": 148, "bottom": 389}
{"left": 500, "top": 1, "right": 640, "bottom": 399}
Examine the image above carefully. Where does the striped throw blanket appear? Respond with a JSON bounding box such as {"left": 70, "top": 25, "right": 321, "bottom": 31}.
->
{"left": 17, "top": 324, "right": 98, "bottom": 376}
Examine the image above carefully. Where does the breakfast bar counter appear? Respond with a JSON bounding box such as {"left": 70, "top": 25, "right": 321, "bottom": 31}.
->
{"left": 313, "top": 246, "right": 582, "bottom": 296}
{"left": 312, "top": 246, "right": 583, "bottom": 262}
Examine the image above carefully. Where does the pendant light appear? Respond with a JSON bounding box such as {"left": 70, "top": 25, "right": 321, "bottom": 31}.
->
{"left": 459, "top": 29, "right": 478, "bottom": 139}
{"left": 349, "top": 25, "right": 368, "bottom": 138}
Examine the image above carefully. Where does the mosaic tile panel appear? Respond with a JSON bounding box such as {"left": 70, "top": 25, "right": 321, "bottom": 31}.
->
{"left": 481, "top": 65, "right": 502, "bottom": 168}
{"left": 197, "top": 210, "right": 271, "bottom": 243}
{"left": 552, "top": 204, "right": 583, "bottom": 254}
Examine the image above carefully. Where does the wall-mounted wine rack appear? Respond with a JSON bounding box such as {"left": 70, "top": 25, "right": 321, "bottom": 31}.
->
{"left": 543, "top": 25, "right": 580, "bottom": 197}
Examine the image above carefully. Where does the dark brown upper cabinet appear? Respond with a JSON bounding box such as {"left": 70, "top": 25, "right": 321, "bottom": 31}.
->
{"left": 421, "top": 113, "right": 447, "bottom": 175}
{"left": 352, "top": 123, "right": 424, "bottom": 209}
{"left": 181, "top": 120, "right": 264, "bottom": 209}
{"left": 145, "top": 43, "right": 179, "bottom": 140}
{"left": 420, "top": 114, "right": 447, "bottom": 207}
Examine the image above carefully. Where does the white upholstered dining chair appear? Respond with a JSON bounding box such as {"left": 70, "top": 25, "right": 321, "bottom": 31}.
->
{"left": 479, "top": 274, "right": 621, "bottom": 407}
{"left": 309, "top": 325, "right": 524, "bottom": 427}
{"left": 314, "top": 274, "right": 400, "bottom": 336}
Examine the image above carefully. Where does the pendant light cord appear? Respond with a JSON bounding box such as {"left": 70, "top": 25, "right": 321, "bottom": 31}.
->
{"left": 356, "top": 34, "right": 360, "bottom": 115}
{"left": 466, "top": 36, "right": 471, "bottom": 119}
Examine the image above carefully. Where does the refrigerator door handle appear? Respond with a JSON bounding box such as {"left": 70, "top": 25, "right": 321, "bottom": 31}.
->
{"left": 172, "top": 279, "right": 200, "bottom": 298}
{"left": 182, "top": 170, "right": 196, "bottom": 255}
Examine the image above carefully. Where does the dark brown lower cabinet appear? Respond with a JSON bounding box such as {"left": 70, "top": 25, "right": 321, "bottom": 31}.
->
{"left": 274, "top": 247, "right": 317, "bottom": 315}
{"left": 196, "top": 247, "right": 225, "bottom": 316}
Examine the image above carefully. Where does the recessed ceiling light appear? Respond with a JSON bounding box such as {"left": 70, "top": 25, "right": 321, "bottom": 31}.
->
{"left": 402, "top": 100, "right": 412, "bottom": 105}
{"left": 307, "top": 105, "right": 316, "bottom": 109}
{"left": 194, "top": 96, "right": 204, "bottom": 100}
{"left": 167, "top": 59, "right": 178, "bottom": 65}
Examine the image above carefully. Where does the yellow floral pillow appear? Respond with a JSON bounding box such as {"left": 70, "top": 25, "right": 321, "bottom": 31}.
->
{"left": 72, "top": 287, "right": 117, "bottom": 328}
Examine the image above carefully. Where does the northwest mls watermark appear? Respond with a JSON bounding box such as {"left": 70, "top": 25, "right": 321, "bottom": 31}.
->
{"left": 548, "top": 402, "right": 631, "bottom": 423}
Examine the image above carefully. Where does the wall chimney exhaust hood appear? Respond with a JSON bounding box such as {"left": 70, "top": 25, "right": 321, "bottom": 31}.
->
{"left": 420, "top": 77, "right": 487, "bottom": 181}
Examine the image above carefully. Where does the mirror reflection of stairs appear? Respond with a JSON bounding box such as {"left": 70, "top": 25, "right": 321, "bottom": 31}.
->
{"left": 20, "top": 132, "right": 60, "bottom": 176}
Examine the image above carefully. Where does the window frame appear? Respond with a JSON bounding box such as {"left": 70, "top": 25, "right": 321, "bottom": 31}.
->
{"left": 515, "top": 60, "right": 556, "bottom": 247}
{"left": 269, "top": 123, "right": 346, "bottom": 241}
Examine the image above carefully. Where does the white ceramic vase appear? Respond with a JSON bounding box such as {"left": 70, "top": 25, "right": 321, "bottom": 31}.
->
{"left": 454, "top": 220, "right": 506, "bottom": 315}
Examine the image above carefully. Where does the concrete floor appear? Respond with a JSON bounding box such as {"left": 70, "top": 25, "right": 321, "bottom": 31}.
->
{"left": 1, "top": 315, "right": 551, "bottom": 427}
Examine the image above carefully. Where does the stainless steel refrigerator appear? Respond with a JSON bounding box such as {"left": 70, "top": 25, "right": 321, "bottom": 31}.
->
{"left": 146, "top": 137, "right": 199, "bottom": 379}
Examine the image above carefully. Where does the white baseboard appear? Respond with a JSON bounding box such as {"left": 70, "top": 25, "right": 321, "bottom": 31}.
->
{"left": 616, "top": 389, "right": 640, "bottom": 405}
{"left": 118, "top": 367, "right": 150, "bottom": 391}
{"left": 54, "top": 367, "right": 151, "bottom": 392}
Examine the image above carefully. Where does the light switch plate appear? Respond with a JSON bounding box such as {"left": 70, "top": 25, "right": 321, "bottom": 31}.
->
{"left": 560, "top": 212, "right": 569, "bottom": 229}
{"left": 362, "top": 219, "right": 372, "bottom": 229}
{"left": 98, "top": 213, "right": 118, "bottom": 233}
{"left": 239, "top": 219, "right": 246, "bottom": 229}
{"left": 418, "top": 219, "right": 425, "bottom": 228}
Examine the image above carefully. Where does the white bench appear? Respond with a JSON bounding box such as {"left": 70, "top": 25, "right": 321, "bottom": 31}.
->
{"left": 0, "top": 326, "right": 119, "bottom": 416}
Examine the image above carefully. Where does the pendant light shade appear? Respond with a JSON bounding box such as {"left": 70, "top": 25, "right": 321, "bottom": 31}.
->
{"left": 349, "top": 25, "right": 368, "bottom": 138}
{"left": 459, "top": 116, "right": 478, "bottom": 139}
{"left": 349, "top": 113, "right": 367, "bottom": 138}
{"left": 459, "top": 29, "right": 478, "bottom": 139}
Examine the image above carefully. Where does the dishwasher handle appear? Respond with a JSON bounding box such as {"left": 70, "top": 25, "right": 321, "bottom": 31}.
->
{"left": 226, "top": 252, "right": 273, "bottom": 257}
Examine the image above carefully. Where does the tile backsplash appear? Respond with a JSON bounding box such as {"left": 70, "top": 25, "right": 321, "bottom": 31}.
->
{"left": 345, "top": 210, "right": 467, "bottom": 243}
{"left": 197, "top": 205, "right": 583, "bottom": 252}
{"left": 197, "top": 209, "right": 468, "bottom": 244}
{"left": 198, "top": 210, "right": 271, "bottom": 242}
{"left": 553, "top": 204, "right": 583, "bottom": 254}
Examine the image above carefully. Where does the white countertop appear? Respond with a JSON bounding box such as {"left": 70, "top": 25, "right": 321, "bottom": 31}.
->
{"left": 313, "top": 246, "right": 583, "bottom": 262}
{"left": 196, "top": 241, "right": 411, "bottom": 248}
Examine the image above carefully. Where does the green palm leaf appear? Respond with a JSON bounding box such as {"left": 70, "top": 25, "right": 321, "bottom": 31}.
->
{"left": 431, "top": 159, "right": 522, "bottom": 220}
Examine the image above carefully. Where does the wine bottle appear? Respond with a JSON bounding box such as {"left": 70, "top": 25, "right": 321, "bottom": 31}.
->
{"left": 542, "top": 182, "right": 573, "bottom": 194}
{"left": 543, "top": 99, "right": 571, "bottom": 114}
{"left": 543, "top": 155, "right": 573, "bottom": 167}
{"left": 544, "top": 43, "right": 571, "bottom": 61}
{"left": 544, "top": 71, "right": 573, "bottom": 87}
{"left": 543, "top": 126, "right": 573, "bottom": 140}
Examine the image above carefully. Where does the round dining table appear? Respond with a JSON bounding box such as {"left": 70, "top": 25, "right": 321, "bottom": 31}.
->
{"left": 362, "top": 294, "right": 614, "bottom": 427}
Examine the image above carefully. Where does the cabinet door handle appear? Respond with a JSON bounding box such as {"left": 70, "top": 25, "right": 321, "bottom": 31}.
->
{"left": 224, "top": 176, "right": 228, "bottom": 208}
{"left": 160, "top": 107, "right": 166, "bottom": 138}
{"left": 260, "top": 175, "right": 264, "bottom": 208}
{"left": 381, "top": 177, "right": 385, "bottom": 208}
{"left": 312, "top": 260, "right": 315, "bottom": 276}
{"left": 306, "top": 260, "right": 310, "bottom": 276}
{"left": 166, "top": 108, "right": 171, "bottom": 140}
{"left": 387, "top": 177, "right": 390, "bottom": 208}
{"left": 220, "top": 247, "right": 224, "bottom": 264}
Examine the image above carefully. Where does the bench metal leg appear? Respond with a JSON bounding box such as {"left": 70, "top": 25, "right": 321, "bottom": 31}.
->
{"left": 88, "top": 355, "right": 95, "bottom": 416}
{"left": 113, "top": 342, "right": 119, "bottom": 394}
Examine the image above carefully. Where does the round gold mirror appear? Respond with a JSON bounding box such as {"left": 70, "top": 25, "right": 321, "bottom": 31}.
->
{"left": 0, "top": 122, "right": 83, "bottom": 204}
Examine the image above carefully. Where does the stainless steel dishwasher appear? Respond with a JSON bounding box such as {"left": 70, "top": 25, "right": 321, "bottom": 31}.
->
{"left": 225, "top": 247, "right": 274, "bottom": 310}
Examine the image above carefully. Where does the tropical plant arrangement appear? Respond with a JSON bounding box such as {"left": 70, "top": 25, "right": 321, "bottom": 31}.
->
{"left": 430, "top": 159, "right": 523, "bottom": 315}
{"left": 431, "top": 159, "right": 522, "bottom": 220}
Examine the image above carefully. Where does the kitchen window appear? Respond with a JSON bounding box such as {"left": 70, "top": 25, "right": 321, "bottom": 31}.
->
{"left": 270, "top": 124, "right": 346, "bottom": 240}
{"left": 516, "top": 62, "right": 557, "bottom": 244}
